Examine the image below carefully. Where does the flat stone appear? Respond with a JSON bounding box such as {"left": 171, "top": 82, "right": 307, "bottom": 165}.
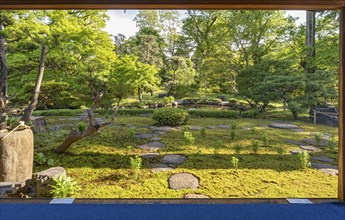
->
{"left": 134, "top": 133, "right": 155, "bottom": 139}
{"left": 319, "top": 168, "right": 338, "bottom": 176}
{"left": 141, "top": 153, "right": 159, "bottom": 159}
{"left": 151, "top": 164, "right": 174, "bottom": 173}
{"left": 128, "top": 126, "right": 137, "bottom": 129}
{"left": 36, "top": 166, "right": 66, "bottom": 179}
{"left": 311, "top": 163, "right": 337, "bottom": 169}
{"left": 183, "top": 194, "right": 209, "bottom": 199}
{"left": 206, "top": 126, "right": 217, "bottom": 129}
{"left": 153, "top": 131, "right": 166, "bottom": 135}
{"left": 135, "top": 142, "right": 165, "bottom": 150}
{"left": 302, "top": 138, "right": 328, "bottom": 147}
{"left": 217, "top": 124, "right": 230, "bottom": 129}
{"left": 168, "top": 173, "right": 199, "bottom": 190}
{"left": 285, "top": 140, "right": 303, "bottom": 146}
{"left": 150, "top": 137, "right": 162, "bottom": 141}
{"left": 290, "top": 129, "right": 305, "bottom": 132}
{"left": 150, "top": 126, "right": 176, "bottom": 132}
{"left": 241, "top": 127, "right": 251, "bottom": 131}
{"left": 312, "top": 156, "right": 334, "bottom": 163}
{"left": 189, "top": 126, "right": 203, "bottom": 130}
{"left": 290, "top": 150, "right": 302, "bottom": 155}
{"left": 162, "top": 155, "right": 187, "bottom": 166}
{"left": 299, "top": 145, "right": 322, "bottom": 152}
{"left": 269, "top": 123, "right": 299, "bottom": 129}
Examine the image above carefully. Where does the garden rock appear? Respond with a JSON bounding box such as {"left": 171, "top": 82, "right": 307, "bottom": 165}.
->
{"left": 189, "top": 126, "right": 203, "bottom": 131}
{"left": 168, "top": 173, "right": 199, "bottom": 190}
{"left": 311, "top": 163, "right": 337, "bottom": 170}
{"left": 150, "top": 137, "right": 162, "bottom": 141}
{"left": 151, "top": 164, "right": 174, "bottom": 173}
{"left": 183, "top": 194, "right": 209, "bottom": 199}
{"left": 290, "top": 150, "right": 302, "bottom": 155}
{"left": 312, "top": 156, "right": 334, "bottom": 163}
{"left": 290, "top": 129, "right": 305, "bottom": 132}
{"left": 31, "top": 116, "right": 47, "bottom": 133}
{"left": 299, "top": 145, "right": 322, "bottom": 152}
{"left": 135, "top": 142, "right": 165, "bottom": 150}
{"left": 269, "top": 123, "right": 299, "bottom": 129}
{"left": 302, "top": 138, "right": 328, "bottom": 147}
{"left": 206, "top": 126, "right": 217, "bottom": 129}
{"left": 153, "top": 131, "right": 167, "bottom": 135}
{"left": 319, "top": 168, "right": 338, "bottom": 176}
{"left": 141, "top": 153, "right": 159, "bottom": 159}
{"left": 35, "top": 166, "right": 66, "bottom": 197}
{"left": 150, "top": 126, "right": 176, "bottom": 132}
{"left": 135, "top": 133, "right": 155, "bottom": 139}
{"left": 217, "top": 124, "right": 230, "bottom": 129}
{"left": 285, "top": 139, "right": 303, "bottom": 146}
{"left": 162, "top": 155, "right": 187, "bottom": 166}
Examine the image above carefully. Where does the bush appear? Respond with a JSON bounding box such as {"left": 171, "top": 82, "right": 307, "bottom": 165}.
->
{"left": 152, "top": 108, "right": 189, "bottom": 126}
{"left": 181, "top": 97, "right": 222, "bottom": 105}
{"left": 33, "top": 109, "right": 84, "bottom": 116}
{"left": 189, "top": 110, "right": 238, "bottom": 118}
{"left": 49, "top": 175, "right": 80, "bottom": 198}
{"left": 241, "top": 109, "right": 259, "bottom": 118}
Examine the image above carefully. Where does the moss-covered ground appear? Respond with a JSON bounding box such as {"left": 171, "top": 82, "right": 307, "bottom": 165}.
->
{"left": 34, "top": 116, "right": 338, "bottom": 198}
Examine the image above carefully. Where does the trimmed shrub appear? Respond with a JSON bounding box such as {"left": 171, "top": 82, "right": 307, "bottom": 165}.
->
{"left": 152, "top": 108, "right": 189, "bottom": 126}
{"left": 181, "top": 98, "right": 222, "bottom": 105}
{"left": 189, "top": 110, "right": 238, "bottom": 118}
{"left": 33, "top": 109, "right": 84, "bottom": 116}
{"left": 241, "top": 109, "right": 259, "bottom": 118}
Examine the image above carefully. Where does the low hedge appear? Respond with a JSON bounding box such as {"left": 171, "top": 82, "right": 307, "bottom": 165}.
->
{"left": 189, "top": 110, "right": 238, "bottom": 118}
{"left": 240, "top": 109, "right": 259, "bottom": 118}
{"left": 152, "top": 108, "right": 189, "bottom": 126}
{"left": 181, "top": 98, "right": 222, "bottom": 105}
{"left": 32, "top": 109, "right": 84, "bottom": 116}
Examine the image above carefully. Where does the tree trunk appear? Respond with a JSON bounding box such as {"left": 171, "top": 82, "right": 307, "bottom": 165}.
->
{"left": 138, "top": 87, "right": 142, "bottom": 102}
{"left": 306, "top": 11, "right": 316, "bottom": 73}
{"left": 54, "top": 109, "right": 114, "bottom": 154}
{"left": 21, "top": 45, "right": 46, "bottom": 124}
{"left": 0, "top": 23, "right": 8, "bottom": 130}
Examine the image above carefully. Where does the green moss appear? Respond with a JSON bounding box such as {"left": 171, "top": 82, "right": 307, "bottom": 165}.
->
{"left": 34, "top": 115, "right": 338, "bottom": 198}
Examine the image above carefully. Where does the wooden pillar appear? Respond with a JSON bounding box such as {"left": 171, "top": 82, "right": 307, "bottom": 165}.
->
{"left": 339, "top": 7, "right": 345, "bottom": 201}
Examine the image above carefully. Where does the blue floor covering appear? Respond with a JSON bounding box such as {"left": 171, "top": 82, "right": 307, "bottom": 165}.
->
{"left": 0, "top": 203, "right": 344, "bottom": 220}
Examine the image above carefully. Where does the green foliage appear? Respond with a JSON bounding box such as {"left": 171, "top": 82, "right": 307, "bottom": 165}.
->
{"left": 126, "top": 145, "right": 133, "bottom": 156}
{"left": 234, "top": 144, "right": 242, "bottom": 155}
{"left": 241, "top": 109, "right": 259, "bottom": 118}
{"left": 314, "top": 132, "right": 323, "bottom": 147}
{"left": 6, "top": 116, "right": 18, "bottom": 128}
{"left": 184, "top": 131, "right": 195, "bottom": 145}
{"left": 231, "top": 156, "right": 239, "bottom": 169}
{"left": 200, "top": 128, "right": 206, "bottom": 138}
{"left": 276, "top": 147, "right": 286, "bottom": 155}
{"left": 152, "top": 108, "right": 189, "bottom": 126}
{"left": 189, "top": 110, "right": 238, "bottom": 118}
{"left": 33, "top": 109, "right": 84, "bottom": 117}
{"left": 212, "top": 140, "right": 223, "bottom": 154}
{"left": 231, "top": 122, "right": 237, "bottom": 130}
{"left": 129, "top": 155, "right": 142, "bottom": 180}
{"left": 77, "top": 122, "right": 87, "bottom": 132}
{"left": 49, "top": 175, "right": 80, "bottom": 198}
{"left": 297, "top": 151, "right": 311, "bottom": 169}
{"left": 181, "top": 98, "right": 222, "bottom": 105}
{"left": 163, "top": 96, "right": 175, "bottom": 104}
{"left": 261, "top": 133, "right": 269, "bottom": 147}
{"left": 230, "top": 129, "right": 236, "bottom": 141}
{"left": 251, "top": 127, "right": 257, "bottom": 134}
{"left": 129, "top": 129, "right": 137, "bottom": 141}
{"left": 251, "top": 140, "right": 259, "bottom": 154}
{"left": 34, "top": 152, "right": 55, "bottom": 167}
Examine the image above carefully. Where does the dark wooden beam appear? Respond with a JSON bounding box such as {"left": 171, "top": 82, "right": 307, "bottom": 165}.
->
{"left": 339, "top": 7, "right": 345, "bottom": 202}
{"left": 0, "top": 0, "right": 344, "bottom": 10}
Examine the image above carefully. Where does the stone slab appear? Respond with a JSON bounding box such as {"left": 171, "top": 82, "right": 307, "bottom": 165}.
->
{"left": 150, "top": 126, "right": 176, "bottom": 132}
{"left": 269, "top": 123, "right": 299, "bottom": 129}
{"left": 162, "top": 155, "right": 187, "bottom": 166}
{"left": 206, "top": 126, "right": 217, "bottom": 129}
{"left": 299, "top": 145, "right": 322, "bottom": 152}
{"left": 302, "top": 138, "right": 328, "bottom": 147}
{"left": 189, "top": 126, "right": 203, "bottom": 131}
{"left": 141, "top": 153, "right": 159, "bottom": 159}
{"left": 217, "top": 124, "right": 230, "bottom": 129}
{"left": 151, "top": 164, "right": 174, "bottom": 173}
{"left": 312, "top": 156, "right": 334, "bottom": 163}
{"left": 183, "top": 194, "right": 209, "bottom": 199}
{"left": 311, "top": 163, "right": 337, "bottom": 169}
{"left": 136, "top": 142, "right": 166, "bottom": 150}
{"left": 319, "top": 168, "right": 338, "bottom": 176}
{"left": 134, "top": 133, "right": 155, "bottom": 139}
{"left": 168, "top": 173, "right": 199, "bottom": 190}
{"left": 290, "top": 129, "right": 305, "bottom": 133}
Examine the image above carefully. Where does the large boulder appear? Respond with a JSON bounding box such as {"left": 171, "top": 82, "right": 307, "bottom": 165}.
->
{"left": 168, "top": 173, "right": 199, "bottom": 190}
{"left": 0, "top": 128, "right": 33, "bottom": 182}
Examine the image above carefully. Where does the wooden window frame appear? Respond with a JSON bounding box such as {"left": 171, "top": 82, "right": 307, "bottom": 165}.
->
{"left": 0, "top": 0, "right": 344, "bottom": 201}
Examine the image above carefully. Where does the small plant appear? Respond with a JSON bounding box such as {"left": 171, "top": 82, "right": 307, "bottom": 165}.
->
{"left": 327, "top": 134, "right": 337, "bottom": 153}
{"left": 297, "top": 150, "right": 311, "bottom": 169}
{"left": 6, "top": 116, "right": 18, "bottom": 129}
{"left": 250, "top": 140, "right": 259, "bottom": 154}
{"left": 276, "top": 147, "right": 285, "bottom": 155}
{"left": 129, "top": 155, "right": 142, "bottom": 180}
{"left": 184, "top": 131, "right": 195, "bottom": 145}
{"left": 34, "top": 152, "right": 55, "bottom": 167}
{"left": 212, "top": 140, "right": 223, "bottom": 154}
{"left": 77, "top": 122, "right": 87, "bottom": 132}
{"left": 200, "top": 128, "right": 206, "bottom": 138}
{"left": 231, "top": 122, "right": 237, "bottom": 130}
{"left": 183, "top": 125, "right": 190, "bottom": 132}
{"left": 129, "top": 128, "right": 137, "bottom": 140}
{"left": 49, "top": 175, "right": 80, "bottom": 198}
{"left": 231, "top": 156, "right": 239, "bottom": 169}
{"left": 261, "top": 133, "right": 269, "bottom": 147}
{"left": 251, "top": 127, "right": 256, "bottom": 134}
{"left": 230, "top": 129, "right": 236, "bottom": 141}
{"left": 126, "top": 145, "right": 133, "bottom": 156}
{"left": 234, "top": 144, "right": 242, "bottom": 155}
{"left": 314, "top": 132, "right": 323, "bottom": 147}
{"left": 152, "top": 108, "right": 189, "bottom": 126}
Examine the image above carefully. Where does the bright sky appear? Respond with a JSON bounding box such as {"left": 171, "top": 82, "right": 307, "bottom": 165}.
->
{"left": 104, "top": 10, "right": 307, "bottom": 38}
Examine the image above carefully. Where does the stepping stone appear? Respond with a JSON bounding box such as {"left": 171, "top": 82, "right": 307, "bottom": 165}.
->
{"left": 183, "top": 194, "right": 209, "bottom": 199}
{"left": 151, "top": 164, "right": 174, "bottom": 173}
{"left": 134, "top": 133, "right": 155, "bottom": 139}
{"left": 136, "top": 142, "right": 165, "bottom": 150}
{"left": 162, "top": 155, "right": 187, "bottom": 166}
{"left": 150, "top": 126, "right": 176, "bottom": 132}
{"left": 269, "top": 123, "right": 299, "bottom": 129}
{"left": 302, "top": 138, "right": 328, "bottom": 147}
{"left": 141, "top": 153, "right": 159, "bottom": 159}
{"left": 150, "top": 137, "right": 162, "bottom": 141}
{"left": 217, "top": 124, "right": 230, "bottom": 129}
{"left": 311, "top": 162, "right": 337, "bottom": 169}
{"left": 312, "top": 156, "right": 334, "bottom": 163}
{"left": 153, "top": 131, "right": 167, "bottom": 135}
{"left": 168, "top": 173, "right": 199, "bottom": 190}
{"left": 299, "top": 145, "right": 322, "bottom": 152}
{"left": 189, "top": 126, "right": 203, "bottom": 130}
{"left": 319, "top": 168, "right": 338, "bottom": 176}
{"left": 285, "top": 139, "right": 303, "bottom": 146}
{"left": 128, "top": 126, "right": 137, "bottom": 129}
{"left": 290, "top": 150, "right": 302, "bottom": 155}
{"left": 290, "top": 129, "right": 305, "bottom": 132}
{"left": 206, "top": 126, "right": 217, "bottom": 129}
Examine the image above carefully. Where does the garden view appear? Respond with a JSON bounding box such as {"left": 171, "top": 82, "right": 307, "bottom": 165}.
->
{"left": 0, "top": 10, "right": 339, "bottom": 198}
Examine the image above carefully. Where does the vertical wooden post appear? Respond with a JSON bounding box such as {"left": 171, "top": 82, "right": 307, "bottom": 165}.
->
{"left": 339, "top": 7, "right": 345, "bottom": 201}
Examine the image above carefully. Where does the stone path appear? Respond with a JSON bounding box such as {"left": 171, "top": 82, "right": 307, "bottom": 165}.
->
{"left": 302, "top": 138, "right": 328, "bottom": 147}
{"left": 136, "top": 142, "right": 165, "bottom": 150}
{"left": 149, "top": 126, "right": 177, "bottom": 132}
{"left": 269, "top": 123, "right": 299, "bottom": 129}
{"left": 217, "top": 124, "right": 230, "bottom": 129}
{"left": 168, "top": 173, "right": 199, "bottom": 190}
{"left": 141, "top": 153, "right": 159, "bottom": 159}
{"left": 299, "top": 145, "right": 322, "bottom": 152}
{"left": 134, "top": 133, "right": 156, "bottom": 139}
{"left": 312, "top": 156, "right": 334, "bottom": 163}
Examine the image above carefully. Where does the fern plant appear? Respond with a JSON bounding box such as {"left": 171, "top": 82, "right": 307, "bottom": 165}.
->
{"left": 130, "top": 155, "right": 142, "bottom": 180}
{"left": 297, "top": 150, "right": 311, "bottom": 169}
{"left": 231, "top": 156, "right": 239, "bottom": 169}
{"left": 49, "top": 175, "right": 80, "bottom": 198}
